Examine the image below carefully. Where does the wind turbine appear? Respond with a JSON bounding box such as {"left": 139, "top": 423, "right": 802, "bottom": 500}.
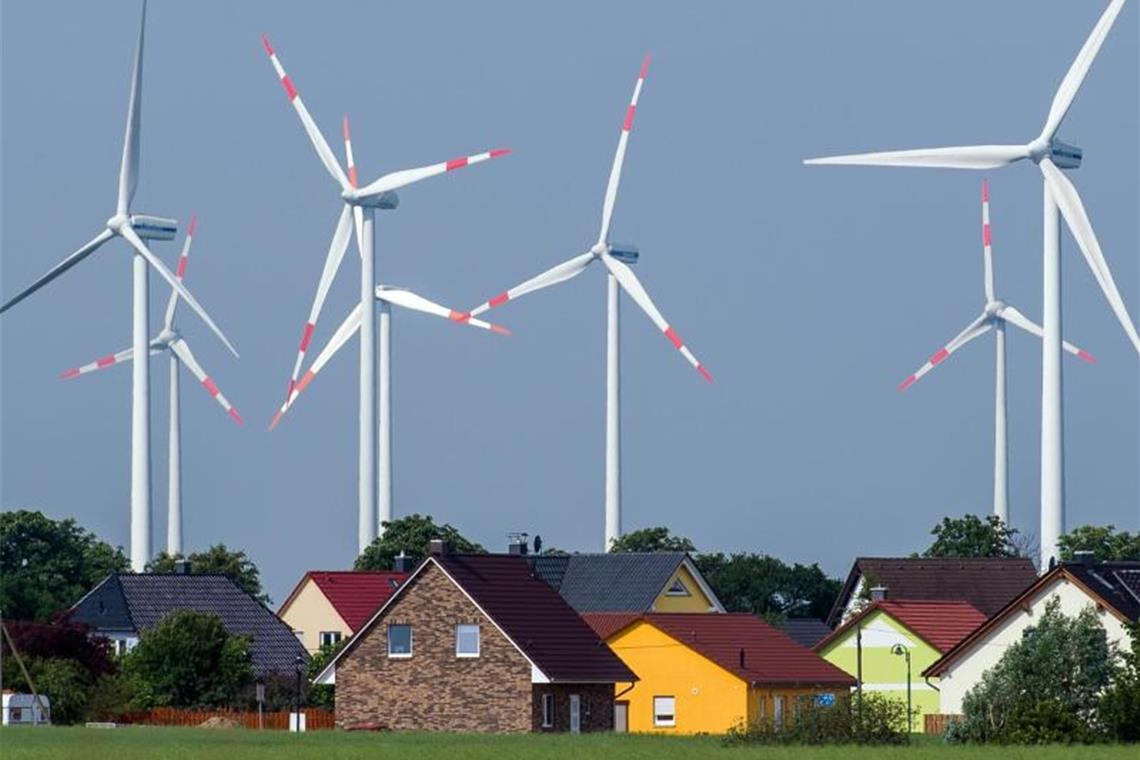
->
{"left": 898, "top": 182, "right": 1095, "bottom": 525}
{"left": 0, "top": 1, "right": 237, "bottom": 571}
{"left": 469, "top": 56, "right": 712, "bottom": 551}
{"left": 59, "top": 217, "right": 243, "bottom": 557}
{"left": 804, "top": 0, "right": 1138, "bottom": 566}
{"left": 261, "top": 39, "right": 508, "bottom": 553}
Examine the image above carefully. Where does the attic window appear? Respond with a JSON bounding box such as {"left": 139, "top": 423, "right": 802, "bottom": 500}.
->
{"left": 665, "top": 578, "right": 691, "bottom": 597}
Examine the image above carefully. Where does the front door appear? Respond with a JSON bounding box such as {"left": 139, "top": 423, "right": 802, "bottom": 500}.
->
{"left": 569, "top": 694, "right": 581, "bottom": 734}
{"left": 614, "top": 701, "right": 628, "bottom": 733}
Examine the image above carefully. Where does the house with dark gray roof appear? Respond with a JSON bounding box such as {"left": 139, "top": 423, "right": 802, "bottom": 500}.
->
{"left": 774, "top": 618, "right": 832, "bottom": 648}
{"left": 527, "top": 552, "right": 724, "bottom": 613}
{"left": 69, "top": 573, "right": 308, "bottom": 676}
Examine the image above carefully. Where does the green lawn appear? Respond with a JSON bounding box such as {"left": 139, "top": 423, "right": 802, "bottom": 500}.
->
{"left": 1, "top": 727, "right": 1136, "bottom": 760}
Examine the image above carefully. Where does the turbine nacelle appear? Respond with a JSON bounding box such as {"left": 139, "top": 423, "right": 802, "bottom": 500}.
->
{"left": 343, "top": 189, "right": 399, "bottom": 210}
{"left": 1028, "top": 138, "right": 1083, "bottom": 169}
{"left": 984, "top": 300, "right": 1007, "bottom": 318}
{"left": 129, "top": 214, "right": 178, "bottom": 241}
{"left": 607, "top": 243, "right": 639, "bottom": 265}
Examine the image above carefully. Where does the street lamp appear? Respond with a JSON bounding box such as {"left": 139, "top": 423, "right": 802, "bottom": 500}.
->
{"left": 891, "top": 643, "right": 912, "bottom": 735}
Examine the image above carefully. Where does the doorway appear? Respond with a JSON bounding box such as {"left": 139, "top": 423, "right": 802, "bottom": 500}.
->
{"left": 614, "top": 701, "right": 628, "bottom": 733}
{"left": 569, "top": 694, "right": 581, "bottom": 734}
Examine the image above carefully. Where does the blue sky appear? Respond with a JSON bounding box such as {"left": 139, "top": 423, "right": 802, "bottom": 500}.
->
{"left": 2, "top": 1, "right": 1136, "bottom": 604}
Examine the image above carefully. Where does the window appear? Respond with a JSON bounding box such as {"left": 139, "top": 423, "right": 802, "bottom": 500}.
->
{"left": 387, "top": 624, "right": 412, "bottom": 657}
{"left": 293, "top": 629, "right": 304, "bottom": 643}
{"left": 774, "top": 695, "right": 785, "bottom": 728}
{"left": 653, "top": 696, "right": 676, "bottom": 727}
{"left": 114, "top": 639, "right": 130, "bottom": 656}
{"left": 456, "top": 624, "right": 480, "bottom": 657}
{"left": 541, "top": 693, "right": 555, "bottom": 728}
{"left": 319, "top": 631, "right": 342, "bottom": 648}
{"left": 665, "top": 578, "right": 691, "bottom": 596}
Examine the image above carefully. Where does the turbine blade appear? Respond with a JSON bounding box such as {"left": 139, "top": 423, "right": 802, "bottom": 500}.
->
{"left": 601, "top": 253, "right": 712, "bottom": 382}
{"left": 468, "top": 252, "right": 595, "bottom": 316}
{"left": 343, "top": 115, "right": 359, "bottom": 189}
{"left": 981, "top": 181, "right": 995, "bottom": 303}
{"left": 1040, "top": 0, "right": 1127, "bottom": 141}
{"left": 0, "top": 229, "right": 114, "bottom": 314}
{"left": 803, "top": 145, "right": 1030, "bottom": 170}
{"left": 261, "top": 36, "right": 348, "bottom": 189}
{"left": 598, "top": 55, "right": 650, "bottom": 246}
{"left": 169, "top": 338, "right": 242, "bottom": 424}
{"left": 163, "top": 214, "right": 196, "bottom": 330}
{"left": 60, "top": 347, "right": 135, "bottom": 379}
{"left": 356, "top": 148, "right": 510, "bottom": 200}
{"left": 898, "top": 313, "right": 992, "bottom": 391}
{"left": 270, "top": 303, "right": 362, "bottom": 430}
{"left": 1040, "top": 159, "right": 1140, "bottom": 354}
{"left": 284, "top": 204, "right": 354, "bottom": 398}
{"left": 121, "top": 225, "right": 239, "bottom": 358}
{"left": 376, "top": 287, "right": 510, "bottom": 335}
{"left": 117, "top": 0, "right": 146, "bottom": 214}
{"left": 999, "top": 305, "right": 1096, "bottom": 364}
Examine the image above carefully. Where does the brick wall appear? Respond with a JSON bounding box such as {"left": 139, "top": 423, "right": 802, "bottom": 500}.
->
{"left": 531, "top": 683, "right": 614, "bottom": 733}
{"left": 335, "top": 562, "right": 533, "bottom": 733}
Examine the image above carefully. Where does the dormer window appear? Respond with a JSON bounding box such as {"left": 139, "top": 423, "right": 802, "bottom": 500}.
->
{"left": 665, "top": 578, "right": 691, "bottom": 596}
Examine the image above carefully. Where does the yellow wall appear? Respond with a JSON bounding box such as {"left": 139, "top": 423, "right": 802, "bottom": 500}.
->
{"left": 278, "top": 579, "right": 350, "bottom": 655}
{"left": 651, "top": 565, "right": 718, "bottom": 613}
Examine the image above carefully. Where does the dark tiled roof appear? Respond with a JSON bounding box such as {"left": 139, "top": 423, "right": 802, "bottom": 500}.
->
{"left": 70, "top": 574, "right": 308, "bottom": 676}
{"left": 581, "top": 612, "right": 641, "bottom": 641}
{"left": 591, "top": 612, "right": 855, "bottom": 688}
{"left": 434, "top": 554, "right": 636, "bottom": 683}
{"left": 827, "top": 556, "right": 1038, "bottom": 626}
{"left": 774, "top": 618, "right": 833, "bottom": 648}
{"left": 283, "top": 571, "right": 407, "bottom": 632}
{"left": 527, "top": 553, "right": 689, "bottom": 612}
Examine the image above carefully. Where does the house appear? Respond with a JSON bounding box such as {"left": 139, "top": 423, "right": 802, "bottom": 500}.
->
{"left": 814, "top": 594, "right": 986, "bottom": 732}
{"left": 278, "top": 570, "right": 407, "bottom": 654}
{"left": 68, "top": 572, "right": 308, "bottom": 676}
{"left": 924, "top": 556, "right": 1140, "bottom": 716}
{"left": 528, "top": 552, "right": 724, "bottom": 613}
{"left": 583, "top": 612, "right": 855, "bottom": 734}
{"left": 314, "top": 542, "right": 636, "bottom": 733}
{"left": 775, "top": 618, "right": 833, "bottom": 648}
{"left": 826, "top": 556, "right": 1038, "bottom": 627}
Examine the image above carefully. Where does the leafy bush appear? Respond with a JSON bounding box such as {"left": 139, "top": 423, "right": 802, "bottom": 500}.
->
{"left": 723, "top": 692, "right": 910, "bottom": 746}
{"left": 19, "top": 657, "right": 92, "bottom": 725}
{"left": 1098, "top": 622, "right": 1140, "bottom": 742}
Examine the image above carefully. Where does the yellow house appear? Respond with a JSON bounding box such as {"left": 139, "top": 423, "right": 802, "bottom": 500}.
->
{"left": 278, "top": 570, "right": 406, "bottom": 654}
{"left": 585, "top": 612, "right": 856, "bottom": 734}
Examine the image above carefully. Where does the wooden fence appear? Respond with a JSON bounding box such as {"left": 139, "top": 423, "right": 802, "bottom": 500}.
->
{"left": 924, "top": 713, "right": 962, "bottom": 735}
{"left": 117, "top": 706, "right": 335, "bottom": 730}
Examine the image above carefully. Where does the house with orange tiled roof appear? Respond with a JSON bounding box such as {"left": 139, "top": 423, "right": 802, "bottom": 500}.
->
{"left": 278, "top": 569, "right": 408, "bottom": 654}
{"left": 814, "top": 589, "right": 986, "bottom": 732}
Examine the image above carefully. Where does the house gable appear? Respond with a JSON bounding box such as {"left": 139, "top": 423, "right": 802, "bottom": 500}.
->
{"left": 651, "top": 561, "right": 722, "bottom": 612}
{"left": 277, "top": 576, "right": 349, "bottom": 654}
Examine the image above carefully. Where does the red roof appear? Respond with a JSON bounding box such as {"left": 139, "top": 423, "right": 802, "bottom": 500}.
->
{"left": 584, "top": 612, "right": 856, "bottom": 688}
{"left": 816, "top": 600, "right": 985, "bottom": 654}
{"left": 284, "top": 571, "right": 407, "bottom": 632}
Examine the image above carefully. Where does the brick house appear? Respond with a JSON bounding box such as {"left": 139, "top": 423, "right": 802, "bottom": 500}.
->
{"left": 314, "top": 543, "right": 636, "bottom": 733}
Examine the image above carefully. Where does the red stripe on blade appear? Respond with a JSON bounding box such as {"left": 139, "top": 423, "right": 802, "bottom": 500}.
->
{"left": 281, "top": 75, "right": 298, "bottom": 101}
{"left": 623, "top": 105, "right": 636, "bottom": 132}
{"left": 981, "top": 180, "right": 989, "bottom": 202}
{"left": 446, "top": 157, "right": 469, "bottom": 171}
{"left": 664, "top": 326, "right": 683, "bottom": 349}
{"left": 488, "top": 292, "right": 509, "bottom": 308}
{"left": 698, "top": 365, "right": 713, "bottom": 383}
{"left": 1078, "top": 350, "right": 1096, "bottom": 364}
{"left": 176, "top": 256, "right": 188, "bottom": 278}
{"left": 261, "top": 35, "right": 275, "bottom": 56}
{"left": 97, "top": 355, "right": 117, "bottom": 368}
{"left": 60, "top": 368, "right": 80, "bottom": 380}
{"left": 489, "top": 148, "right": 511, "bottom": 159}
{"left": 930, "top": 348, "right": 949, "bottom": 365}
{"left": 203, "top": 377, "right": 220, "bottom": 397}
{"left": 982, "top": 224, "right": 992, "bottom": 247}
{"left": 299, "top": 322, "right": 315, "bottom": 351}
{"left": 297, "top": 370, "right": 316, "bottom": 393}
{"left": 639, "top": 55, "right": 651, "bottom": 80}
{"left": 187, "top": 215, "right": 198, "bottom": 237}
{"left": 449, "top": 311, "right": 472, "bottom": 324}
{"left": 348, "top": 166, "right": 358, "bottom": 187}
{"left": 268, "top": 409, "right": 284, "bottom": 431}
{"left": 490, "top": 324, "right": 511, "bottom": 336}
{"left": 229, "top": 408, "right": 244, "bottom": 425}
{"left": 898, "top": 375, "right": 917, "bottom": 392}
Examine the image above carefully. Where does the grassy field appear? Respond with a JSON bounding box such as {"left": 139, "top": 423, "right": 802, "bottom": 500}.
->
{"left": 2, "top": 727, "right": 1137, "bottom": 760}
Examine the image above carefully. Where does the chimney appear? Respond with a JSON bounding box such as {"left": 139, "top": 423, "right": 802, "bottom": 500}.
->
{"left": 428, "top": 539, "right": 446, "bottom": 556}
{"left": 739, "top": 648, "right": 746, "bottom": 669}
{"left": 392, "top": 550, "right": 415, "bottom": 573}
{"left": 870, "top": 585, "right": 888, "bottom": 602}
{"left": 507, "top": 532, "right": 529, "bottom": 556}
{"left": 174, "top": 559, "right": 192, "bottom": 575}
{"left": 1073, "top": 550, "right": 1096, "bottom": 567}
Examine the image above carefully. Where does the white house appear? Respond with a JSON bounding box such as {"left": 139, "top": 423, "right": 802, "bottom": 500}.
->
{"left": 924, "top": 558, "right": 1139, "bottom": 715}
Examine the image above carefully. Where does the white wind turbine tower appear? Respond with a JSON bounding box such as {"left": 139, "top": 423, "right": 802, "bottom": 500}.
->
{"left": 804, "top": 0, "right": 1139, "bottom": 567}
{"left": 469, "top": 57, "right": 713, "bottom": 551}
{"left": 898, "top": 182, "right": 1095, "bottom": 525}
{"left": 59, "top": 217, "right": 243, "bottom": 557}
{"left": 261, "top": 39, "right": 509, "bottom": 553}
{"left": 0, "top": 1, "right": 237, "bottom": 571}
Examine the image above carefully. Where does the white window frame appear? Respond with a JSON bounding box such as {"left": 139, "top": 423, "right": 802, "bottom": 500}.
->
{"left": 319, "top": 630, "right": 342, "bottom": 649}
{"left": 653, "top": 695, "right": 676, "bottom": 727}
{"left": 665, "top": 578, "right": 691, "bottom": 596}
{"left": 541, "top": 693, "right": 555, "bottom": 728}
{"left": 387, "top": 623, "right": 413, "bottom": 658}
{"left": 455, "top": 623, "right": 480, "bottom": 658}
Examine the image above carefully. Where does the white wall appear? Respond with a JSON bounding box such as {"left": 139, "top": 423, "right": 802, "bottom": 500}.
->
{"left": 936, "top": 576, "right": 1132, "bottom": 714}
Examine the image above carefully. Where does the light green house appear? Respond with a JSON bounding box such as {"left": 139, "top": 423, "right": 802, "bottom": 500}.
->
{"left": 813, "top": 598, "right": 985, "bottom": 732}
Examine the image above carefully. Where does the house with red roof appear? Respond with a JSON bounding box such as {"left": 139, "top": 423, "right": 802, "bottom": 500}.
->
{"left": 278, "top": 569, "right": 407, "bottom": 654}
{"left": 314, "top": 542, "right": 635, "bottom": 733}
{"left": 583, "top": 611, "right": 854, "bottom": 734}
{"left": 814, "top": 590, "right": 986, "bottom": 732}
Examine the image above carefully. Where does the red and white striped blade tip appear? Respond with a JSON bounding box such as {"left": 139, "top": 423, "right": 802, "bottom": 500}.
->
{"left": 639, "top": 54, "right": 651, "bottom": 79}
{"left": 1078, "top": 349, "right": 1096, "bottom": 364}
{"left": 229, "top": 408, "right": 244, "bottom": 426}
{"left": 187, "top": 214, "right": 198, "bottom": 237}
{"left": 898, "top": 375, "right": 917, "bottom": 392}
{"left": 697, "top": 365, "right": 713, "bottom": 383}
{"left": 490, "top": 324, "right": 511, "bottom": 336}
{"left": 268, "top": 408, "right": 285, "bottom": 432}
{"left": 261, "top": 35, "right": 275, "bottom": 56}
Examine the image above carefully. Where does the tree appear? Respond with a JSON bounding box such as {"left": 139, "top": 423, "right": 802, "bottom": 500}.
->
{"left": 949, "top": 598, "right": 1118, "bottom": 743}
{"left": 307, "top": 639, "right": 346, "bottom": 709}
{"left": 125, "top": 610, "right": 252, "bottom": 708}
{"left": 147, "top": 544, "right": 269, "bottom": 605}
{"left": 694, "top": 553, "right": 841, "bottom": 620}
{"left": 0, "top": 510, "right": 128, "bottom": 622}
{"left": 355, "top": 514, "right": 484, "bottom": 571}
{"left": 0, "top": 620, "right": 114, "bottom": 681}
{"left": 1099, "top": 621, "right": 1140, "bottom": 742}
{"left": 609, "top": 526, "right": 696, "bottom": 553}
{"left": 922, "top": 514, "right": 1018, "bottom": 558}
{"left": 1058, "top": 525, "right": 1140, "bottom": 562}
